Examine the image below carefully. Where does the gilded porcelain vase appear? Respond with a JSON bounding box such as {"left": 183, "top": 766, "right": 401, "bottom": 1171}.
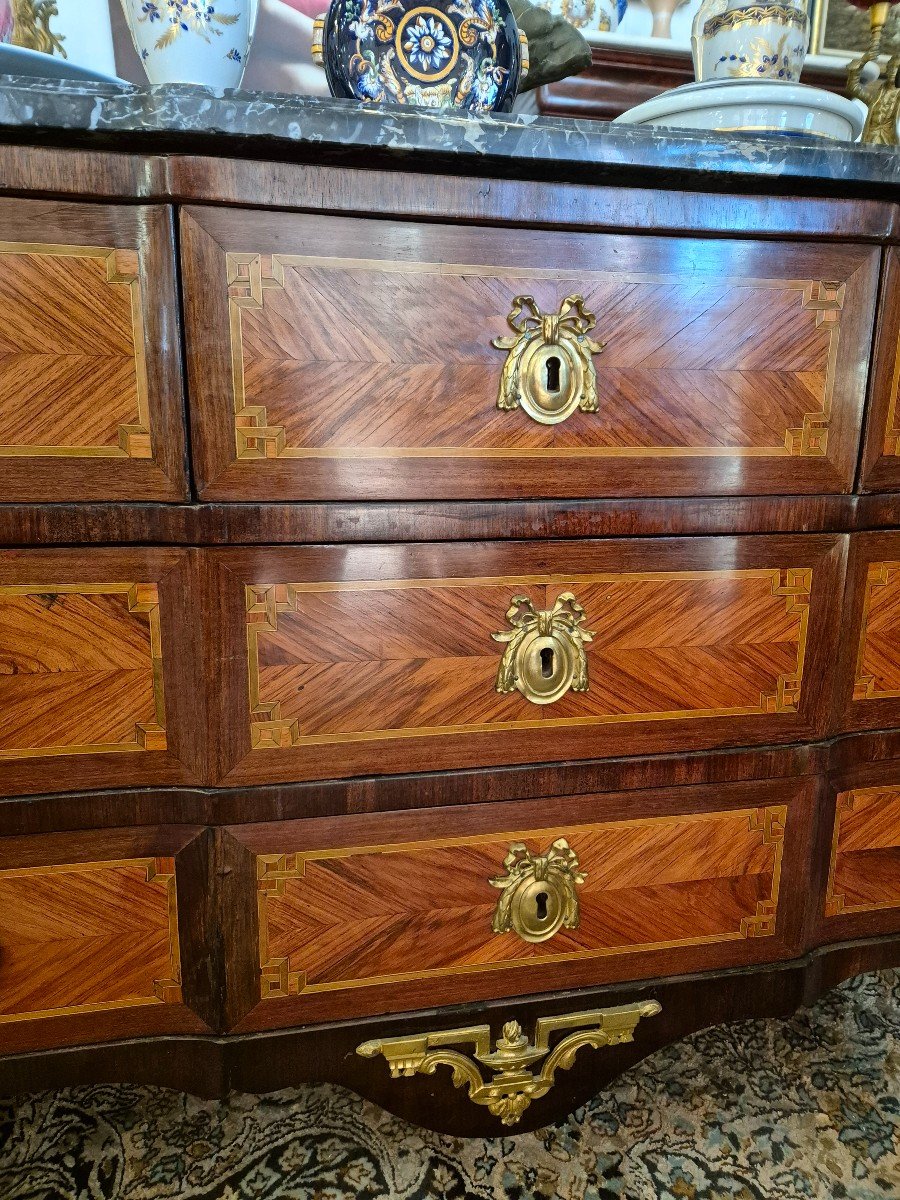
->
{"left": 120, "top": 0, "right": 260, "bottom": 86}
{"left": 691, "top": 0, "right": 809, "bottom": 83}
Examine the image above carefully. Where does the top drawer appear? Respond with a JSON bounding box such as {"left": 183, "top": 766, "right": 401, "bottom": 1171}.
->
{"left": 182, "top": 208, "right": 877, "bottom": 502}
{"left": 0, "top": 199, "right": 186, "bottom": 503}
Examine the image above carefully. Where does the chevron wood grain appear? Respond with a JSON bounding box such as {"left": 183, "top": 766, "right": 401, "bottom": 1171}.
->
{"left": 0, "top": 856, "right": 182, "bottom": 1022}
{"left": 229, "top": 255, "right": 841, "bottom": 462}
{"left": 246, "top": 568, "right": 810, "bottom": 749}
{"left": 183, "top": 210, "right": 876, "bottom": 500}
{"left": 0, "top": 583, "right": 167, "bottom": 759}
{"left": 0, "top": 244, "right": 151, "bottom": 459}
{"left": 256, "top": 804, "right": 785, "bottom": 1001}
{"left": 825, "top": 787, "right": 900, "bottom": 917}
{"left": 852, "top": 561, "right": 900, "bottom": 700}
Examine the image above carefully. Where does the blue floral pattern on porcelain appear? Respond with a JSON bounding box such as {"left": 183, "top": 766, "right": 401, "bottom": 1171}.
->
{"left": 314, "top": 0, "right": 528, "bottom": 113}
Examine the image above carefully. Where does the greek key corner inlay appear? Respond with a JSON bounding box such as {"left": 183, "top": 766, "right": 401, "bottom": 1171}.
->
{"left": 781, "top": 281, "right": 844, "bottom": 458}
{"left": 740, "top": 805, "right": 786, "bottom": 938}
{"left": 763, "top": 568, "right": 811, "bottom": 713}
{"left": 144, "top": 856, "right": 184, "bottom": 1004}
{"left": 228, "top": 252, "right": 290, "bottom": 460}
{"left": 257, "top": 852, "right": 308, "bottom": 999}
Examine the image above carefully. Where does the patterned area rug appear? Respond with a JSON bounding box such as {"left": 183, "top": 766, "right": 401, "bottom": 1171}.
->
{"left": 2, "top": 970, "right": 898, "bottom": 1200}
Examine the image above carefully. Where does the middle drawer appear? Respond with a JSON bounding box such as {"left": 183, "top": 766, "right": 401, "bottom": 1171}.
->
{"left": 209, "top": 535, "right": 845, "bottom": 786}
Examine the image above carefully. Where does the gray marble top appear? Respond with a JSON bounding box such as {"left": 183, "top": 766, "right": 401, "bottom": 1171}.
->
{"left": 0, "top": 73, "right": 898, "bottom": 197}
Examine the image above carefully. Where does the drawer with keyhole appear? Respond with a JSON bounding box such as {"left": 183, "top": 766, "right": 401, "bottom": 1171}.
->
{"left": 221, "top": 774, "right": 814, "bottom": 1031}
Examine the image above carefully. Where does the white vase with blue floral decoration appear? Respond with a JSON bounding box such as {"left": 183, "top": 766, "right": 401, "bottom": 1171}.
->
{"left": 120, "top": 0, "right": 260, "bottom": 85}
{"left": 691, "top": 0, "right": 809, "bottom": 83}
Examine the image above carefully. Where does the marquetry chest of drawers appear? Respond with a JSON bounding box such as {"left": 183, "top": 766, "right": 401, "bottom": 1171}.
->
{"left": 1, "top": 141, "right": 899, "bottom": 1135}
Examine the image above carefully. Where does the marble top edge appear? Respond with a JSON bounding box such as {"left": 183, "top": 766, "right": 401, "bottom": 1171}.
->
{"left": 0, "top": 73, "right": 897, "bottom": 190}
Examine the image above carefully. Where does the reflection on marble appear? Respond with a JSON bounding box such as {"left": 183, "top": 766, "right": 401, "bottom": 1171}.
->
{"left": 0, "top": 73, "right": 899, "bottom": 193}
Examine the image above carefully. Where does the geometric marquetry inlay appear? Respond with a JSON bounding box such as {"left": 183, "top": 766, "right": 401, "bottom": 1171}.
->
{"left": 228, "top": 253, "right": 843, "bottom": 464}
{"left": 0, "top": 857, "right": 181, "bottom": 1023}
{"left": 246, "top": 568, "right": 811, "bottom": 749}
{"left": 0, "top": 244, "right": 152, "bottom": 459}
{"left": 825, "top": 787, "right": 900, "bottom": 917}
{"left": 852, "top": 562, "right": 900, "bottom": 700}
{"left": 0, "top": 583, "right": 166, "bottom": 759}
{"left": 257, "top": 805, "right": 786, "bottom": 1000}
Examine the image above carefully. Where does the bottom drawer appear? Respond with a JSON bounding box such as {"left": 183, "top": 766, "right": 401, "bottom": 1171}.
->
{"left": 225, "top": 777, "right": 815, "bottom": 1032}
{"left": 0, "top": 827, "right": 208, "bottom": 1053}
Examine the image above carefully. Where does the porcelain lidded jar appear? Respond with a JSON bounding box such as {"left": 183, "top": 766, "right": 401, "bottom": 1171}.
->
{"left": 312, "top": 0, "right": 529, "bottom": 113}
{"left": 691, "top": 0, "right": 810, "bottom": 83}
{"left": 120, "top": 0, "right": 260, "bottom": 86}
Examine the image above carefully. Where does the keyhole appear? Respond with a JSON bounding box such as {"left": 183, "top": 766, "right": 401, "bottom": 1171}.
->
{"left": 545, "top": 355, "right": 561, "bottom": 393}
{"left": 535, "top": 891, "right": 549, "bottom": 922}
{"left": 540, "top": 647, "right": 555, "bottom": 678}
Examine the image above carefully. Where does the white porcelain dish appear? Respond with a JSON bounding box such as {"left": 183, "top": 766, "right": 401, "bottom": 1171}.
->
{"left": 614, "top": 79, "right": 867, "bottom": 141}
{"left": 0, "top": 42, "right": 125, "bottom": 85}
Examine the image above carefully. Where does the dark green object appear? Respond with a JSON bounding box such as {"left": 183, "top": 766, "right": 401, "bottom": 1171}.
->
{"left": 509, "top": 0, "right": 591, "bottom": 91}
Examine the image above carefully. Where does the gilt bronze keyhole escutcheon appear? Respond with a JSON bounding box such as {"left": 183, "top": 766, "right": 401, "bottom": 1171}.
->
{"left": 492, "top": 592, "right": 594, "bottom": 705}
{"left": 490, "top": 837, "right": 584, "bottom": 943}
{"left": 492, "top": 295, "right": 606, "bottom": 425}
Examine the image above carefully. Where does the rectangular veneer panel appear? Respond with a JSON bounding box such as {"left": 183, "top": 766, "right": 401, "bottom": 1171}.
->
{"left": 224, "top": 778, "right": 814, "bottom": 1028}
{"left": 860, "top": 247, "right": 900, "bottom": 492}
{"left": 182, "top": 208, "right": 877, "bottom": 501}
{"left": 209, "top": 537, "right": 845, "bottom": 785}
{"left": 835, "top": 533, "right": 900, "bottom": 733}
{"left": 0, "top": 200, "right": 186, "bottom": 501}
{"left": 0, "top": 827, "right": 209, "bottom": 1053}
{"left": 825, "top": 786, "right": 900, "bottom": 922}
{"left": 0, "top": 550, "right": 204, "bottom": 795}
{"left": 0, "top": 858, "right": 181, "bottom": 1022}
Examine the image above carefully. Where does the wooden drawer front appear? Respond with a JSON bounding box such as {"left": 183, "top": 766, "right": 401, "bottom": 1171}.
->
{"left": 836, "top": 533, "right": 900, "bottom": 732}
{"left": 225, "top": 780, "right": 812, "bottom": 1028}
{"left": 860, "top": 247, "right": 900, "bottom": 491}
{"left": 0, "top": 859, "right": 180, "bottom": 1023}
{"left": 0, "top": 200, "right": 186, "bottom": 501}
{"left": 183, "top": 208, "right": 876, "bottom": 501}
{"left": 0, "top": 827, "right": 208, "bottom": 1053}
{"left": 0, "top": 550, "right": 203, "bottom": 796}
{"left": 825, "top": 786, "right": 900, "bottom": 922}
{"left": 210, "top": 538, "right": 844, "bottom": 785}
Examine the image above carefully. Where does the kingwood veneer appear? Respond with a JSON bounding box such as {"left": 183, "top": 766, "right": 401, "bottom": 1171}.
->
{"left": 0, "top": 147, "right": 899, "bottom": 1135}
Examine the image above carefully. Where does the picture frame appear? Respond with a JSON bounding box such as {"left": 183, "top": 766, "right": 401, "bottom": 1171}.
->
{"left": 809, "top": 0, "right": 900, "bottom": 57}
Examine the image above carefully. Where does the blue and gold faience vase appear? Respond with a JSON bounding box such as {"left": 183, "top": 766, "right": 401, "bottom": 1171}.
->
{"left": 312, "top": 0, "right": 529, "bottom": 113}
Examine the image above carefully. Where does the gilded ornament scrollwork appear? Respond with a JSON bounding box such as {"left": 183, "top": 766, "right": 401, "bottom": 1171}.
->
{"left": 492, "top": 295, "right": 606, "bottom": 425}
{"left": 490, "top": 838, "right": 584, "bottom": 943}
{"left": 357, "top": 1001, "right": 662, "bottom": 1126}
{"left": 492, "top": 592, "right": 594, "bottom": 705}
